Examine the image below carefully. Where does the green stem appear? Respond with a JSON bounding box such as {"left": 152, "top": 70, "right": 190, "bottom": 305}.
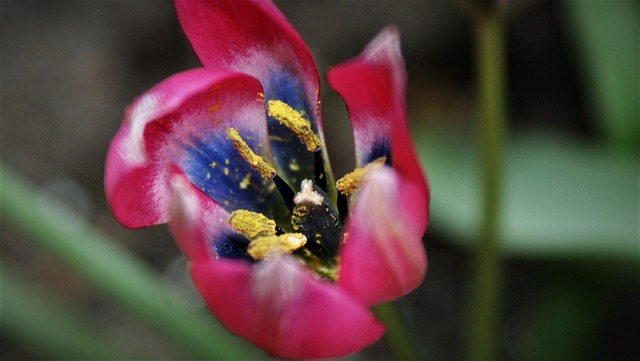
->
{"left": 373, "top": 302, "right": 422, "bottom": 361}
{"left": 466, "top": 7, "right": 506, "bottom": 361}
{"left": 0, "top": 163, "right": 262, "bottom": 360}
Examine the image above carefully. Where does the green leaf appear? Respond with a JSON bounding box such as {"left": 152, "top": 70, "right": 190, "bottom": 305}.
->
{"left": 418, "top": 131, "right": 639, "bottom": 263}
{"left": 563, "top": 0, "right": 640, "bottom": 153}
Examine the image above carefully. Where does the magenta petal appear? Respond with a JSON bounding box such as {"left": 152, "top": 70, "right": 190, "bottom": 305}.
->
{"left": 191, "top": 254, "right": 384, "bottom": 359}
{"left": 326, "top": 27, "right": 427, "bottom": 195}
{"left": 338, "top": 167, "right": 428, "bottom": 307}
{"left": 328, "top": 28, "right": 429, "bottom": 305}
{"left": 105, "top": 68, "right": 270, "bottom": 228}
{"left": 174, "top": 0, "right": 326, "bottom": 187}
{"left": 174, "top": 0, "right": 319, "bottom": 102}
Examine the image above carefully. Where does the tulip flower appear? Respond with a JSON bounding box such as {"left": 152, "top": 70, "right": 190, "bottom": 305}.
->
{"left": 105, "top": 0, "right": 429, "bottom": 358}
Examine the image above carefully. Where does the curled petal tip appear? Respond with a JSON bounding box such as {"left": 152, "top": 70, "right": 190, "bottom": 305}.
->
{"left": 167, "top": 170, "right": 211, "bottom": 262}
{"left": 169, "top": 169, "right": 199, "bottom": 226}
{"left": 363, "top": 25, "right": 402, "bottom": 62}
{"left": 327, "top": 25, "right": 427, "bottom": 201}
{"left": 167, "top": 168, "right": 238, "bottom": 263}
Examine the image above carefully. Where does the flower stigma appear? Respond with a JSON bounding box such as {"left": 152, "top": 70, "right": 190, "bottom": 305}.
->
{"left": 293, "top": 179, "right": 323, "bottom": 205}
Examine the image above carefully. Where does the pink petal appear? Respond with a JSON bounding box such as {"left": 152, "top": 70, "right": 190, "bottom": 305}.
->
{"left": 167, "top": 167, "right": 235, "bottom": 262}
{"left": 105, "top": 68, "right": 270, "bottom": 228}
{"left": 174, "top": 0, "right": 319, "bottom": 109}
{"left": 174, "top": 0, "right": 327, "bottom": 186}
{"left": 191, "top": 254, "right": 384, "bottom": 359}
{"left": 338, "top": 167, "right": 428, "bottom": 307}
{"left": 327, "top": 29, "right": 429, "bottom": 304}
{"left": 326, "top": 27, "right": 427, "bottom": 198}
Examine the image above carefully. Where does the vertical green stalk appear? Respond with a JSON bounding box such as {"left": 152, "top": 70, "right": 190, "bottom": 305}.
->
{"left": 466, "top": 7, "right": 506, "bottom": 361}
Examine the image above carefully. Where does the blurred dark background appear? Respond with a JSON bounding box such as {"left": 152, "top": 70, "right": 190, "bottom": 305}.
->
{"left": 1, "top": 0, "right": 638, "bottom": 360}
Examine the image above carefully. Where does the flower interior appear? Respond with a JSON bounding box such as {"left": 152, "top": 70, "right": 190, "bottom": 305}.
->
{"left": 222, "top": 99, "right": 385, "bottom": 281}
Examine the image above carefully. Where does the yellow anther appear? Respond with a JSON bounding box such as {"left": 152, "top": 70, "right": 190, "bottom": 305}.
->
{"left": 336, "top": 156, "right": 387, "bottom": 195}
{"left": 266, "top": 100, "right": 321, "bottom": 152}
{"left": 227, "top": 128, "right": 276, "bottom": 179}
{"left": 228, "top": 210, "right": 277, "bottom": 238}
{"left": 247, "top": 233, "right": 307, "bottom": 260}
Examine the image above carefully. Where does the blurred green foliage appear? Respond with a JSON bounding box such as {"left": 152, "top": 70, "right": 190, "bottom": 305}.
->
{"left": 564, "top": 0, "right": 639, "bottom": 154}
{"left": 418, "top": 131, "right": 638, "bottom": 263}
{"left": 416, "top": 1, "right": 638, "bottom": 360}
{"left": 1, "top": 1, "right": 637, "bottom": 360}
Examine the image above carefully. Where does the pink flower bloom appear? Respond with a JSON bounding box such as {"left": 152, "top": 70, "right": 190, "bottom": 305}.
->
{"left": 105, "top": 0, "right": 429, "bottom": 358}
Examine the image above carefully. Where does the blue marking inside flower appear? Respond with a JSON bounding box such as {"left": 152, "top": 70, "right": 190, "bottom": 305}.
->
{"left": 179, "top": 130, "right": 289, "bottom": 222}
{"left": 213, "top": 233, "right": 252, "bottom": 261}
{"left": 362, "top": 140, "right": 392, "bottom": 166}
{"left": 263, "top": 70, "right": 317, "bottom": 190}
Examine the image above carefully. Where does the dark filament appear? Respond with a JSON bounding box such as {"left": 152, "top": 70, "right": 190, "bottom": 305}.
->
{"left": 314, "top": 150, "right": 327, "bottom": 192}
{"left": 273, "top": 174, "right": 295, "bottom": 211}
{"left": 337, "top": 193, "right": 349, "bottom": 224}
